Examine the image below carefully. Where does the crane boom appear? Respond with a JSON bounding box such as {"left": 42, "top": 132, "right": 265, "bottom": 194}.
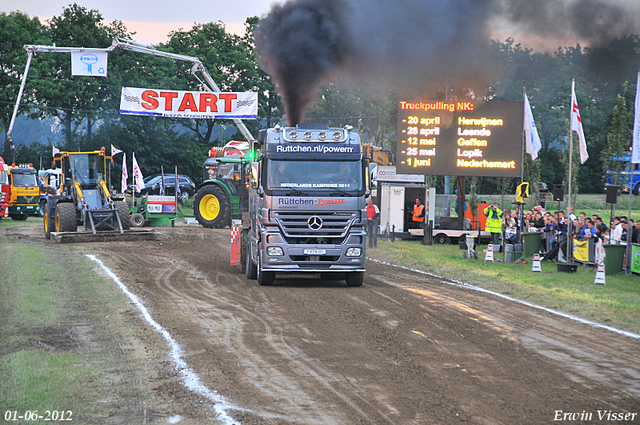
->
{"left": 6, "top": 38, "right": 256, "bottom": 162}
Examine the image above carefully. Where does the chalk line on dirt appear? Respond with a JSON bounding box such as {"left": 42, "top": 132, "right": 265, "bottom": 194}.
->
{"left": 87, "top": 254, "right": 244, "bottom": 425}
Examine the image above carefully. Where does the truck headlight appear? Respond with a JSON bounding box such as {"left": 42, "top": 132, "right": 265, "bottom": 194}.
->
{"left": 267, "top": 246, "right": 284, "bottom": 256}
{"left": 346, "top": 247, "right": 361, "bottom": 257}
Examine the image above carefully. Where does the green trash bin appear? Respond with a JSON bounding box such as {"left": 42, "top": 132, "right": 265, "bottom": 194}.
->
{"left": 603, "top": 244, "right": 626, "bottom": 275}
{"left": 521, "top": 232, "right": 542, "bottom": 259}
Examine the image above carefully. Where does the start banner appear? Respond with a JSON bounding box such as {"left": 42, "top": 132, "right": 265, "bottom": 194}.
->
{"left": 119, "top": 87, "right": 258, "bottom": 119}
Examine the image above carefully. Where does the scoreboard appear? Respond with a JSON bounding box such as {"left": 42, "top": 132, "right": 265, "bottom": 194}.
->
{"left": 397, "top": 101, "right": 524, "bottom": 177}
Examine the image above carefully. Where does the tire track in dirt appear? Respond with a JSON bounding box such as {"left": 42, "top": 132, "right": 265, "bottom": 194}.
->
{"left": 154, "top": 255, "right": 395, "bottom": 424}
{"left": 363, "top": 260, "right": 640, "bottom": 414}
{"left": 89, "top": 227, "right": 640, "bottom": 424}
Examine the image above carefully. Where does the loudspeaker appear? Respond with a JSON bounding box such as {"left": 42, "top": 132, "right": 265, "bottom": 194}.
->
{"left": 606, "top": 185, "right": 619, "bottom": 204}
{"left": 553, "top": 184, "right": 564, "bottom": 202}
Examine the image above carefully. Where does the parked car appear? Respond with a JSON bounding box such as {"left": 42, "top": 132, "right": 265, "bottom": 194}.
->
{"left": 129, "top": 174, "right": 196, "bottom": 199}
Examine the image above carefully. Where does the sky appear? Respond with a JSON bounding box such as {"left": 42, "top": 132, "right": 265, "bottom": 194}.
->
{"left": 2, "top": 0, "right": 280, "bottom": 45}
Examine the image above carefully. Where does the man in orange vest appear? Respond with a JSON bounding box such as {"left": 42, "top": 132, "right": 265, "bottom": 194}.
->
{"left": 412, "top": 198, "right": 425, "bottom": 229}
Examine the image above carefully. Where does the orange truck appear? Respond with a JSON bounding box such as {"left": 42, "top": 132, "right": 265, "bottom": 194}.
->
{"left": 6, "top": 162, "right": 40, "bottom": 220}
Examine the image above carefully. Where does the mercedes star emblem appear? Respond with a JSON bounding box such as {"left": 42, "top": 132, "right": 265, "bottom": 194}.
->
{"left": 307, "top": 215, "right": 323, "bottom": 231}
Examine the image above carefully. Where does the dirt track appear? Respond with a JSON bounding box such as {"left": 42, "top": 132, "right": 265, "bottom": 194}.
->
{"left": 19, "top": 226, "right": 640, "bottom": 423}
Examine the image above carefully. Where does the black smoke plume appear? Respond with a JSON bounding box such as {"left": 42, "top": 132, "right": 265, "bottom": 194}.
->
{"left": 255, "top": 0, "right": 640, "bottom": 126}
{"left": 254, "top": 0, "right": 350, "bottom": 126}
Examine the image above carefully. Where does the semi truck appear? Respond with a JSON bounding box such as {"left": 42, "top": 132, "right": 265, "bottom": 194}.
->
{"left": 244, "top": 124, "right": 368, "bottom": 286}
{"left": 6, "top": 163, "right": 40, "bottom": 220}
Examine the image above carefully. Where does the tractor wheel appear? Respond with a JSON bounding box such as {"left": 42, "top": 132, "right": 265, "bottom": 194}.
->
{"left": 43, "top": 203, "right": 55, "bottom": 239}
{"left": 55, "top": 203, "right": 77, "bottom": 232}
{"left": 131, "top": 213, "right": 145, "bottom": 227}
{"left": 193, "top": 185, "right": 231, "bottom": 229}
{"left": 115, "top": 201, "right": 131, "bottom": 230}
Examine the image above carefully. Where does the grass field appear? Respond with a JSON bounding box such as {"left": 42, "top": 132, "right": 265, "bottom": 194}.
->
{"left": 0, "top": 217, "right": 163, "bottom": 423}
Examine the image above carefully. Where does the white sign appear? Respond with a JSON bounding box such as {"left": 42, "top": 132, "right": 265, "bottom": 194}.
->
{"left": 376, "top": 166, "right": 425, "bottom": 183}
{"left": 71, "top": 51, "right": 108, "bottom": 77}
{"left": 119, "top": 87, "right": 258, "bottom": 119}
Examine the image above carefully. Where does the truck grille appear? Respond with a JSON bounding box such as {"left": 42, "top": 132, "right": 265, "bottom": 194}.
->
{"left": 274, "top": 211, "right": 357, "bottom": 244}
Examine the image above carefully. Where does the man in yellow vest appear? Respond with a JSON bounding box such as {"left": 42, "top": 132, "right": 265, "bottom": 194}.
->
{"left": 412, "top": 198, "right": 425, "bottom": 229}
{"left": 484, "top": 202, "right": 503, "bottom": 245}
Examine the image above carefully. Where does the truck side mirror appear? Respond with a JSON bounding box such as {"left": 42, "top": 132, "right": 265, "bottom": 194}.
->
{"left": 369, "top": 163, "right": 378, "bottom": 190}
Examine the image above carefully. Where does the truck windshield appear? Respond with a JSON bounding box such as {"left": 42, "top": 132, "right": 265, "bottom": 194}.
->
{"left": 267, "top": 160, "right": 362, "bottom": 192}
{"left": 12, "top": 173, "right": 37, "bottom": 187}
{"left": 0, "top": 170, "right": 8, "bottom": 185}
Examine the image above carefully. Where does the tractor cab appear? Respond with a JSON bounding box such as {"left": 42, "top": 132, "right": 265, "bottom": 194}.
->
{"left": 203, "top": 157, "right": 245, "bottom": 184}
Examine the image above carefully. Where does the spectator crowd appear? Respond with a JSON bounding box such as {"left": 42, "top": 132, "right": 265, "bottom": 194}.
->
{"left": 486, "top": 203, "right": 640, "bottom": 261}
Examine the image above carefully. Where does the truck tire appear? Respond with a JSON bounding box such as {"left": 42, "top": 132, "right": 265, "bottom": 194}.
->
{"left": 55, "top": 203, "right": 77, "bottom": 232}
{"left": 345, "top": 272, "right": 364, "bottom": 287}
{"left": 43, "top": 202, "right": 55, "bottom": 239}
{"left": 257, "top": 250, "right": 275, "bottom": 286}
{"left": 245, "top": 241, "right": 257, "bottom": 280}
{"left": 131, "top": 212, "right": 145, "bottom": 227}
{"left": 115, "top": 201, "right": 131, "bottom": 230}
{"left": 434, "top": 233, "right": 451, "bottom": 244}
{"left": 194, "top": 185, "right": 230, "bottom": 229}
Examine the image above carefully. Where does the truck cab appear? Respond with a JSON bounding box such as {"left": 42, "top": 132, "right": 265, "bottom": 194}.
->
{"left": 245, "top": 124, "right": 367, "bottom": 286}
{"left": 6, "top": 164, "right": 40, "bottom": 220}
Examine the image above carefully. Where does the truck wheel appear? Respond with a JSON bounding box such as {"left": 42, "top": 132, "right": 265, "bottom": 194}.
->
{"left": 434, "top": 233, "right": 451, "bottom": 244}
{"left": 115, "top": 201, "right": 131, "bottom": 230}
{"left": 131, "top": 213, "right": 145, "bottom": 227}
{"left": 55, "top": 203, "right": 77, "bottom": 232}
{"left": 345, "top": 272, "right": 364, "bottom": 287}
{"left": 43, "top": 203, "right": 55, "bottom": 239}
{"left": 194, "top": 185, "right": 230, "bottom": 229}
{"left": 634, "top": 184, "right": 640, "bottom": 196}
{"left": 257, "top": 250, "right": 275, "bottom": 286}
{"left": 245, "top": 241, "right": 257, "bottom": 280}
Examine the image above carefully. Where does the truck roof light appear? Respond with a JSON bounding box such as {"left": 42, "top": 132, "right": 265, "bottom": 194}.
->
{"left": 318, "top": 131, "right": 327, "bottom": 141}
{"left": 289, "top": 131, "right": 298, "bottom": 140}
{"left": 304, "top": 131, "right": 312, "bottom": 140}
{"left": 333, "top": 131, "right": 342, "bottom": 140}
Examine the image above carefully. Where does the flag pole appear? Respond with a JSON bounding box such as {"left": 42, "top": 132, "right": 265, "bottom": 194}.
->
{"left": 627, "top": 158, "right": 633, "bottom": 274}
{"left": 567, "top": 79, "right": 575, "bottom": 264}
{"left": 521, "top": 87, "right": 526, "bottom": 183}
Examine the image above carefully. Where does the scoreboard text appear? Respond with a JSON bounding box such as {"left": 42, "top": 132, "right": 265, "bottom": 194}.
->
{"left": 397, "top": 101, "right": 524, "bottom": 177}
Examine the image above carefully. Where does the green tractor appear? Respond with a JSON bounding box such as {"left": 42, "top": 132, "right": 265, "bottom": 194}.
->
{"left": 193, "top": 142, "right": 252, "bottom": 228}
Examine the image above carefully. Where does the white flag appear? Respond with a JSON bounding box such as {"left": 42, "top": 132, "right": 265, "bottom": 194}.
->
{"left": 71, "top": 51, "right": 108, "bottom": 77}
{"left": 571, "top": 80, "right": 589, "bottom": 164}
{"left": 121, "top": 154, "right": 129, "bottom": 194}
{"left": 132, "top": 153, "right": 145, "bottom": 193}
{"left": 632, "top": 73, "right": 640, "bottom": 164}
{"left": 524, "top": 93, "right": 542, "bottom": 161}
{"left": 52, "top": 145, "right": 60, "bottom": 157}
{"left": 111, "top": 144, "right": 123, "bottom": 157}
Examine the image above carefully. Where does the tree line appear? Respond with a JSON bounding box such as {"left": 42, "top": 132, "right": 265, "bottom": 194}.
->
{"left": 1, "top": 4, "right": 639, "bottom": 196}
